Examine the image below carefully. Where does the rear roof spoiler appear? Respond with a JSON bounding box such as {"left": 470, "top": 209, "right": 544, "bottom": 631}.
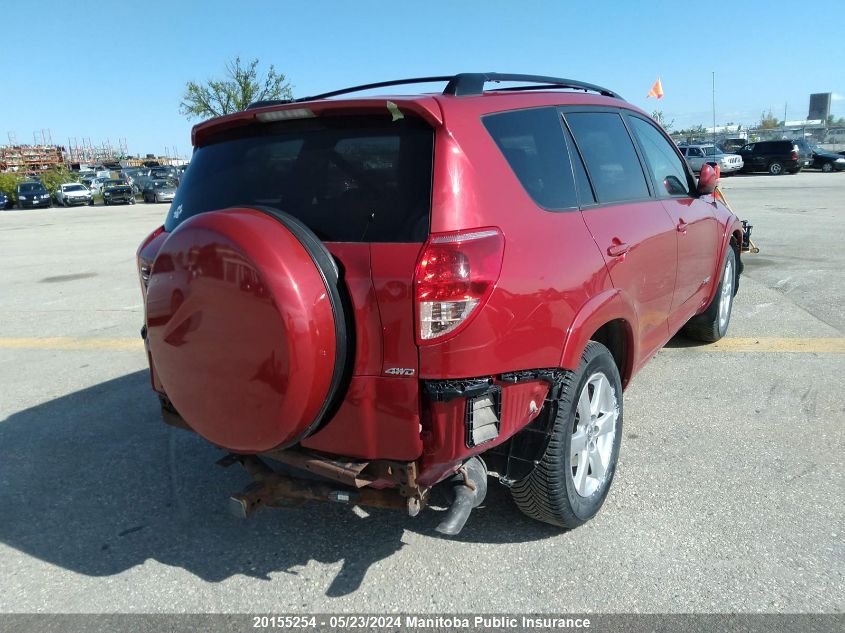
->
{"left": 246, "top": 72, "right": 623, "bottom": 109}
{"left": 191, "top": 96, "right": 444, "bottom": 146}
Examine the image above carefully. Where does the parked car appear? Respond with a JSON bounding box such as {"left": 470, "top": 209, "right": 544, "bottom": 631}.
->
{"left": 16, "top": 181, "right": 52, "bottom": 209}
{"left": 150, "top": 166, "right": 178, "bottom": 180}
{"left": 679, "top": 144, "right": 743, "bottom": 174}
{"left": 738, "top": 140, "right": 806, "bottom": 174}
{"left": 0, "top": 190, "right": 10, "bottom": 209}
{"left": 142, "top": 178, "right": 177, "bottom": 203}
{"left": 718, "top": 138, "right": 747, "bottom": 154}
{"left": 102, "top": 179, "right": 135, "bottom": 205}
{"left": 54, "top": 182, "right": 94, "bottom": 206}
{"left": 136, "top": 72, "right": 744, "bottom": 534}
{"left": 121, "top": 167, "right": 152, "bottom": 193}
{"left": 82, "top": 176, "right": 110, "bottom": 195}
{"left": 810, "top": 147, "right": 845, "bottom": 172}
{"left": 792, "top": 139, "right": 815, "bottom": 170}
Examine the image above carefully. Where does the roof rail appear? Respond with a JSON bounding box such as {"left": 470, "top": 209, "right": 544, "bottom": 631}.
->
{"left": 245, "top": 72, "right": 621, "bottom": 110}
{"left": 443, "top": 73, "right": 622, "bottom": 99}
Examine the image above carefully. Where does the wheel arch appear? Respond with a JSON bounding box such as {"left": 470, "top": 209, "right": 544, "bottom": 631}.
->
{"left": 559, "top": 289, "right": 637, "bottom": 388}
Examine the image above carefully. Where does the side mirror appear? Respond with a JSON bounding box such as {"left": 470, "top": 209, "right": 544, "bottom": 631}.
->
{"left": 698, "top": 163, "right": 720, "bottom": 195}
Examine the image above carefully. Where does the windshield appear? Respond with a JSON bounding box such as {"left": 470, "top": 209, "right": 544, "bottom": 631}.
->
{"left": 104, "top": 180, "right": 126, "bottom": 187}
{"left": 64, "top": 184, "right": 86, "bottom": 192}
{"left": 153, "top": 180, "right": 176, "bottom": 188}
{"left": 165, "top": 115, "right": 434, "bottom": 242}
{"left": 19, "top": 183, "right": 46, "bottom": 193}
{"left": 701, "top": 146, "right": 719, "bottom": 156}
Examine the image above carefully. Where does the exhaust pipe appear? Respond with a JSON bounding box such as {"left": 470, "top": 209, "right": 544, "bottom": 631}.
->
{"left": 435, "top": 457, "right": 488, "bottom": 536}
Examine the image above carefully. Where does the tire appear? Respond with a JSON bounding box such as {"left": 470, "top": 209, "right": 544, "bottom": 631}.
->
{"left": 682, "top": 246, "right": 736, "bottom": 342}
{"left": 511, "top": 341, "right": 623, "bottom": 529}
{"left": 768, "top": 161, "right": 784, "bottom": 175}
{"left": 822, "top": 163, "right": 833, "bottom": 173}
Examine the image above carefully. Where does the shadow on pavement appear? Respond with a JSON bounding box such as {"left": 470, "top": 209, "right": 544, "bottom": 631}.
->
{"left": 0, "top": 372, "right": 556, "bottom": 596}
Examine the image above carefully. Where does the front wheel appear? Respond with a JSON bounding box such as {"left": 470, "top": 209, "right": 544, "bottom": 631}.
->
{"left": 511, "top": 341, "right": 623, "bottom": 529}
{"left": 683, "top": 246, "right": 736, "bottom": 342}
{"left": 822, "top": 163, "right": 833, "bottom": 173}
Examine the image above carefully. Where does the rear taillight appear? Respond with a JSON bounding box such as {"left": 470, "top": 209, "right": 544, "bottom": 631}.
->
{"left": 414, "top": 227, "right": 504, "bottom": 343}
{"left": 137, "top": 225, "right": 164, "bottom": 290}
{"left": 792, "top": 146, "right": 799, "bottom": 161}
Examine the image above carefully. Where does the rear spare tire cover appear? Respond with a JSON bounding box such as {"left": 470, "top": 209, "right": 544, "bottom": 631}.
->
{"left": 145, "top": 207, "right": 346, "bottom": 453}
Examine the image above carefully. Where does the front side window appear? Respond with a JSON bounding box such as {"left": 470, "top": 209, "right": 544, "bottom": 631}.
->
{"left": 483, "top": 107, "right": 578, "bottom": 210}
{"left": 628, "top": 117, "right": 690, "bottom": 198}
{"left": 565, "top": 112, "right": 650, "bottom": 204}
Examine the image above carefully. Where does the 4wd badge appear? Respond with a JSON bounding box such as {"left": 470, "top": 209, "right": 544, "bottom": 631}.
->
{"left": 384, "top": 368, "right": 415, "bottom": 376}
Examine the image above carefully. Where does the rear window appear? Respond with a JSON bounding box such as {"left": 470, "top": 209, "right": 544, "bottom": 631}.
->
{"left": 165, "top": 115, "right": 434, "bottom": 242}
{"left": 483, "top": 107, "right": 578, "bottom": 210}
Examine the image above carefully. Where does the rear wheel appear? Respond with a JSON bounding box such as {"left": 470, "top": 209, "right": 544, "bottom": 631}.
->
{"left": 683, "top": 246, "right": 736, "bottom": 342}
{"left": 768, "top": 161, "right": 784, "bottom": 175}
{"left": 511, "top": 341, "right": 623, "bottom": 529}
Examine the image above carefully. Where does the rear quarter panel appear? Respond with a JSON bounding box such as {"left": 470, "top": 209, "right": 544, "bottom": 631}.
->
{"left": 420, "top": 97, "right": 612, "bottom": 379}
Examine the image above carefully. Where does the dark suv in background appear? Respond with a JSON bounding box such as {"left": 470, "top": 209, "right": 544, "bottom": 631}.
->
{"left": 738, "top": 140, "right": 806, "bottom": 175}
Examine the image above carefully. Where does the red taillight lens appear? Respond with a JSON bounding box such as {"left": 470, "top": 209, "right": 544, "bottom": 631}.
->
{"left": 791, "top": 149, "right": 798, "bottom": 160}
{"left": 414, "top": 227, "right": 505, "bottom": 342}
{"left": 137, "top": 225, "right": 164, "bottom": 290}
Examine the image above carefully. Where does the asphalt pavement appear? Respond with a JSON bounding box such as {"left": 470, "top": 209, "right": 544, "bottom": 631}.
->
{"left": 0, "top": 172, "right": 842, "bottom": 613}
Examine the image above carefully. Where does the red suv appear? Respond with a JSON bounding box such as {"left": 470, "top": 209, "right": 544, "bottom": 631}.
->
{"left": 137, "top": 73, "right": 743, "bottom": 534}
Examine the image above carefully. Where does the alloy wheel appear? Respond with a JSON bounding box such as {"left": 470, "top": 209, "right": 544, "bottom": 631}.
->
{"left": 719, "top": 258, "right": 734, "bottom": 330}
{"left": 571, "top": 372, "right": 619, "bottom": 497}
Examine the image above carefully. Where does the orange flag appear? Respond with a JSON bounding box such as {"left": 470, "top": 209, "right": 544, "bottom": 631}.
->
{"left": 646, "top": 78, "right": 664, "bottom": 99}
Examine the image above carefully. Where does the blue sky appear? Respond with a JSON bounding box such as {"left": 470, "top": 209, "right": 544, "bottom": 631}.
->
{"left": 1, "top": 0, "right": 841, "bottom": 157}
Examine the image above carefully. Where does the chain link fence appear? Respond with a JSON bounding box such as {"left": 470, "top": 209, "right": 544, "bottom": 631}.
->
{"left": 671, "top": 127, "right": 845, "bottom": 152}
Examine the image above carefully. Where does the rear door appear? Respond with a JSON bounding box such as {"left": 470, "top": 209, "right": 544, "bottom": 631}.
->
{"left": 626, "top": 115, "right": 721, "bottom": 331}
{"left": 564, "top": 109, "right": 677, "bottom": 363}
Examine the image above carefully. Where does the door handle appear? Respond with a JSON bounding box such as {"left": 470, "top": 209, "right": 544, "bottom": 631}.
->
{"left": 676, "top": 219, "right": 688, "bottom": 233}
{"left": 607, "top": 241, "right": 630, "bottom": 257}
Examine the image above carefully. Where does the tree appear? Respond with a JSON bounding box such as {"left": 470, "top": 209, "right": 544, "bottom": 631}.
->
{"left": 826, "top": 114, "right": 845, "bottom": 127}
{"left": 180, "top": 57, "right": 293, "bottom": 120}
{"left": 39, "top": 167, "right": 79, "bottom": 195}
{"left": 676, "top": 124, "right": 707, "bottom": 137}
{"left": 651, "top": 110, "right": 674, "bottom": 131}
{"left": 758, "top": 110, "right": 781, "bottom": 129}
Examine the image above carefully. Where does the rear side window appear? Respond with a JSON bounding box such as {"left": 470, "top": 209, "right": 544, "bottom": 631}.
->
{"left": 483, "top": 107, "right": 578, "bottom": 210}
{"left": 628, "top": 117, "right": 690, "bottom": 198}
{"left": 565, "top": 112, "right": 650, "bottom": 203}
{"left": 165, "top": 115, "right": 434, "bottom": 242}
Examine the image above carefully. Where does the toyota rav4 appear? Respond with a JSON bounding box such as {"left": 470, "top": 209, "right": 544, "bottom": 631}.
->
{"left": 137, "top": 73, "right": 744, "bottom": 534}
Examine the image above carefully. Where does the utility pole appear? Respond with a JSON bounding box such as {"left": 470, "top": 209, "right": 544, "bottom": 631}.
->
{"left": 712, "top": 72, "right": 717, "bottom": 149}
